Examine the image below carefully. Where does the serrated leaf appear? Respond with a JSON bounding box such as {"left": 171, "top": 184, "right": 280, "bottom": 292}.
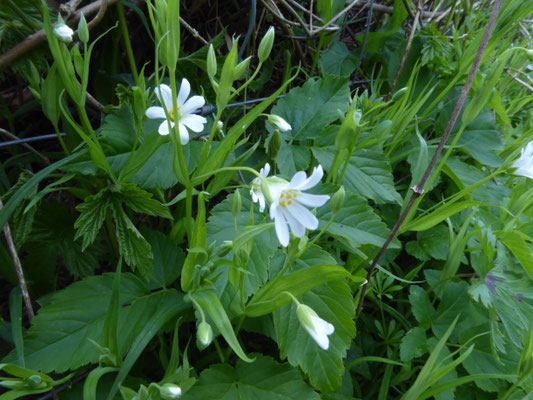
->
{"left": 147, "top": 231, "right": 185, "bottom": 289}
{"left": 116, "top": 183, "right": 171, "bottom": 219}
{"left": 319, "top": 42, "right": 358, "bottom": 77}
{"left": 409, "top": 286, "right": 435, "bottom": 331}
{"left": 313, "top": 146, "right": 401, "bottom": 204}
{"left": 2, "top": 274, "right": 188, "bottom": 373}
{"left": 432, "top": 282, "right": 470, "bottom": 340}
{"left": 406, "top": 225, "right": 450, "bottom": 261}
{"left": 74, "top": 190, "right": 110, "bottom": 250}
{"left": 400, "top": 327, "right": 427, "bottom": 362}
{"left": 181, "top": 354, "right": 320, "bottom": 399}
{"left": 270, "top": 77, "right": 350, "bottom": 141}
{"left": 111, "top": 199, "right": 152, "bottom": 278}
{"left": 98, "top": 106, "right": 135, "bottom": 154}
{"left": 317, "top": 191, "right": 399, "bottom": 251}
{"left": 276, "top": 141, "right": 311, "bottom": 177}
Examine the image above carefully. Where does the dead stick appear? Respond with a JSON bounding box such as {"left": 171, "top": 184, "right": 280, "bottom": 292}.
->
{"left": 355, "top": 0, "right": 503, "bottom": 321}
{"left": 0, "top": 0, "right": 118, "bottom": 71}
{"left": 0, "top": 128, "right": 51, "bottom": 165}
{"left": 0, "top": 199, "right": 35, "bottom": 322}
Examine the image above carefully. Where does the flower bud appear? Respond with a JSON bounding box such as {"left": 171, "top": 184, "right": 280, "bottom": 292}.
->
{"left": 54, "top": 23, "right": 74, "bottom": 43}
{"left": 207, "top": 44, "right": 217, "bottom": 78}
{"left": 330, "top": 186, "right": 345, "bottom": 213}
{"left": 258, "top": 26, "right": 275, "bottom": 63}
{"left": 267, "top": 130, "right": 281, "bottom": 160}
{"left": 197, "top": 321, "right": 213, "bottom": 347}
{"left": 78, "top": 13, "right": 89, "bottom": 44}
{"left": 268, "top": 114, "right": 291, "bottom": 132}
{"left": 159, "top": 383, "right": 182, "bottom": 399}
{"left": 217, "top": 120, "right": 224, "bottom": 130}
{"left": 233, "top": 56, "right": 251, "bottom": 80}
{"left": 296, "top": 304, "right": 334, "bottom": 350}
{"left": 232, "top": 189, "right": 242, "bottom": 217}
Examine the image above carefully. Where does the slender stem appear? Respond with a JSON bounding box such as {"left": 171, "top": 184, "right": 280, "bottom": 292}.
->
{"left": 0, "top": 199, "right": 35, "bottom": 322}
{"left": 117, "top": 1, "right": 139, "bottom": 82}
{"left": 354, "top": 0, "right": 503, "bottom": 321}
{"left": 53, "top": 123, "right": 70, "bottom": 155}
{"left": 298, "top": 212, "right": 336, "bottom": 257}
{"left": 213, "top": 337, "right": 226, "bottom": 363}
{"left": 310, "top": 33, "right": 325, "bottom": 76}
{"left": 501, "top": 374, "right": 530, "bottom": 400}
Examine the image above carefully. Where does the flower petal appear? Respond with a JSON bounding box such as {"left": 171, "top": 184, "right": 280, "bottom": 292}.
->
{"left": 258, "top": 195, "right": 266, "bottom": 213}
{"left": 295, "top": 192, "right": 330, "bottom": 208}
{"left": 180, "top": 114, "right": 207, "bottom": 132}
{"left": 287, "top": 201, "right": 319, "bottom": 230}
{"left": 145, "top": 106, "right": 166, "bottom": 119}
{"left": 261, "top": 163, "right": 271, "bottom": 178}
{"left": 155, "top": 84, "right": 173, "bottom": 110}
{"left": 281, "top": 207, "right": 306, "bottom": 237}
{"left": 177, "top": 78, "right": 191, "bottom": 107}
{"left": 303, "top": 323, "right": 329, "bottom": 350}
{"left": 272, "top": 206, "right": 290, "bottom": 247}
{"left": 289, "top": 171, "right": 307, "bottom": 188}
{"left": 295, "top": 165, "right": 324, "bottom": 190}
{"left": 158, "top": 120, "right": 171, "bottom": 136}
{"left": 181, "top": 95, "right": 205, "bottom": 114}
{"left": 178, "top": 123, "right": 190, "bottom": 145}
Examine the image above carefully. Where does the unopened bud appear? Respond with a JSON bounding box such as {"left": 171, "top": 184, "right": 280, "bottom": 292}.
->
{"left": 232, "top": 189, "right": 242, "bottom": 217}
{"left": 525, "top": 49, "right": 533, "bottom": 61}
{"left": 330, "top": 186, "right": 345, "bottom": 213}
{"left": 391, "top": 87, "right": 408, "bottom": 101}
{"left": 268, "top": 114, "right": 291, "bottom": 132}
{"left": 197, "top": 321, "right": 213, "bottom": 347}
{"left": 258, "top": 26, "right": 275, "bottom": 63}
{"left": 54, "top": 23, "right": 74, "bottom": 43}
{"left": 233, "top": 56, "right": 251, "bottom": 80}
{"left": 267, "top": 130, "right": 281, "bottom": 160}
{"left": 78, "top": 13, "right": 89, "bottom": 43}
{"left": 217, "top": 120, "right": 224, "bottom": 130}
{"left": 159, "top": 383, "right": 182, "bottom": 399}
{"left": 207, "top": 44, "right": 217, "bottom": 78}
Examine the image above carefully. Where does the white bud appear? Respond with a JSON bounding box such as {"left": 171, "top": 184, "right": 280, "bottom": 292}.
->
{"left": 268, "top": 114, "right": 291, "bottom": 132}
{"left": 53, "top": 23, "right": 74, "bottom": 43}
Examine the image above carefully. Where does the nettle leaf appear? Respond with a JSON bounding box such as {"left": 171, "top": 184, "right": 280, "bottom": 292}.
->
{"left": 276, "top": 141, "right": 311, "bottom": 177}
{"left": 3, "top": 274, "right": 188, "bottom": 373}
{"left": 115, "top": 183, "right": 171, "bottom": 219}
{"left": 181, "top": 354, "right": 319, "bottom": 399}
{"left": 313, "top": 146, "right": 401, "bottom": 204}
{"left": 406, "top": 225, "right": 450, "bottom": 261}
{"left": 400, "top": 327, "right": 427, "bottom": 362}
{"left": 270, "top": 76, "right": 350, "bottom": 141}
{"left": 317, "top": 190, "right": 399, "bottom": 252}
{"left": 74, "top": 190, "right": 111, "bottom": 251}
{"left": 273, "top": 247, "right": 355, "bottom": 393}
{"left": 408, "top": 285, "right": 435, "bottom": 331}
{"left": 147, "top": 231, "right": 185, "bottom": 290}
{"left": 111, "top": 199, "right": 152, "bottom": 279}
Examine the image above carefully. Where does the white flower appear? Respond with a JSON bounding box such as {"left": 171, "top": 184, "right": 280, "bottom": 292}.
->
{"left": 54, "top": 24, "right": 74, "bottom": 43}
{"left": 250, "top": 163, "right": 271, "bottom": 213}
{"left": 512, "top": 141, "right": 533, "bottom": 179}
{"left": 296, "top": 304, "right": 334, "bottom": 350}
{"left": 159, "top": 384, "right": 182, "bottom": 399}
{"left": 269, "top": 165, "right": 329, "bottom": 247}
{"left": 145, "top": 79, "right": 207, "bottom": 144}
{"left": 268, "top": 114, "right": 291, "bottom": 132}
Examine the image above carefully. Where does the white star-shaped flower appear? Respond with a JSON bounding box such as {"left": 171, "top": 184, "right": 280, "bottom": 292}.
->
{"left": 512, "top": 141, "right": 533, "bottom": 179}
{"left": 145, "top": 79, "right": 207, "bottom": 144}
{"left": 268, "top": 165, "right": 329, "bottom": 247}
{"left": 250, "top": 163, "right": 271, "bottom": 212}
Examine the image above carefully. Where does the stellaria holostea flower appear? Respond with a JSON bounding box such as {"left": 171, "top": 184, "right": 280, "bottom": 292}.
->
{"left": 296, "top": 304, "right": 334, "bottom": 350}
{"left": 512, "top": 141, "right": 533, "bottom": 179}
{"left": 250, "top": 163, "right": 271, "bottom": 213}
{"left": 146, "top": 79, "right": 207, "bottom": 144}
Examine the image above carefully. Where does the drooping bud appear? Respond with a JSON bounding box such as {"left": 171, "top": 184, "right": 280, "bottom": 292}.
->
{"left": 330, "top": 186, "right": 345, "bottom": 213}
{"left": 268, "top": 114, "right": 291, "bottom": 132}
{"left": 296, "top": 304, "right": 334, "bottom": 350}
{"left": 159, "top": 383, "right": 182, "bottom": 399}
{"left": 77, "top": 13, "right": 89, "bottom": 44}
{"left": 233, "top": 56, "right": 251, "bottom": 80}
{"left": 207, "top": 44, "right": 217, "bottom": 78}
{"left": 53, "top": 23, "right": 74, "bottom": 43}
{"left": 258, "top": 26, "right": 275, "bottom": 63}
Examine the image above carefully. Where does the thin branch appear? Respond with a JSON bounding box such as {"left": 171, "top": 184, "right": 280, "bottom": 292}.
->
{"left": 311, "top": 0, "right": 365, "bottom": 35}
{"left": 355, "top": 0, "right": 504, "bottom": 321}
{"left": 0, "top": 199, "right": 35, "bottom": 322}
{"left": 0, "top": 128, "right": 50, "bottom": 164}
{"left": 505, "top": 70, "right": 533, "bottom": 92}
{"left": 180, "top": 17, "right": 209, "bottom": 46}
{"left": 0, "top": 0, "right": 118, "bottom": 71}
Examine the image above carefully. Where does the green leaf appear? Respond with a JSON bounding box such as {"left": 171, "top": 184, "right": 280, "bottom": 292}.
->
{"left": 432, "top": 282, "right": 470, "bottom": 340}
{"left": 313, "top": 146, "right": 401, "bottom": 204}
{"left": 181, "top": 354, "right": 320, "bottom": 399}
{"left": 74, "top": 189, "right": 110, "bottom": 251}
{"left": 270, "top": 76, "right": 350, "bottom": 141}
{"left": 8, "top": 288, "right": 24, "bottom": 367}
{"left": 111, "top": 199, "right": 152, "bottom": 278}
{"left": 400, "top": 327, "right": 427, "bottom": 362}
{"left": 116, "top": 183, "right": 171, "bottom": 219}
{"left": 148, "top": 231, "right": 185, "bottom": 289}
{"left": 98, "top": 106, "right": 135, "bottom": 154}
{"left": 2, "top": 273, "right": 171, "bottom": 373}
{"left": 181, "top": 193, "right": 206, "bottom": 291}
{"left": 317, "top": 191, "right": 399, "bottom": 252}
{"left": 409, "top": 286, "right": 435, "bottom": 331}
{"left": 190, "top": 289, "right": 254, "bottom": 362}
{"left": 502, "top": 230, "right": 533, "bottom": 282}
{"left": 276, "top": 141, "right": 311, "bottom": 177}
{"left": 41, "top": 64, "right": 62, "bottom": 125}
{"left": 406, "top": 225, "right": 449, "bottom": 261}
{"left": 319, "top": 42, "right": 358, "bottom": 77}
{"left": 274, "top": 277, "right": 356, "bottom": 393}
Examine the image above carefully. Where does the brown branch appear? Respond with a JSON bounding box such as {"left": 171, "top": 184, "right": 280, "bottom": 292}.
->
{"left": 386, "top": 1, "right": 422, "bottom": 101}
{"left": 0, "top": 0, "right": 118, "bottom": 71}
{"left": 355, "top": 0, "right": 504, "bottom": 321}
{"left": 0, "top": 128, "right": 51, "bottom": 164}
{"left": 0, "top": 199, "right": 35, "bottom": 322}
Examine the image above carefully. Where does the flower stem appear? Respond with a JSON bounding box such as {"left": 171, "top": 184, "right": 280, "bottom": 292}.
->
{"left": 117, "top": 1, "right": 139, "bottom": 82}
